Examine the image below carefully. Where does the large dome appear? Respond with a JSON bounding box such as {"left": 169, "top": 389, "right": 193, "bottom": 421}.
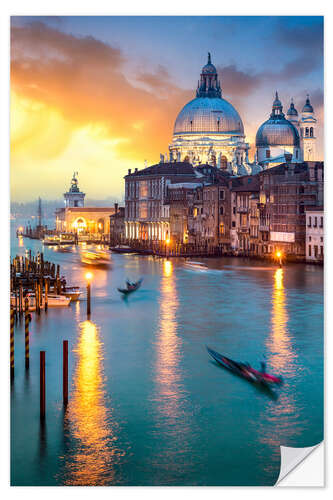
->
{"left": 174, "top": 97, "right": 244, "bottom": 136}
{"left": 255, "top": 118, "right": 300, "bottom": 147}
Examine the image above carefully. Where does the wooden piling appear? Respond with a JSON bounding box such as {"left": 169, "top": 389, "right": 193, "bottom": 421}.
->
{"left": 40, "top": 351, "right": 46, "bottom": 419}
{"left": 10, "top": 308, "right": 14, "bottom": 376}
{"left": 19, "top": 283, "right": 23, "bottom": 315}
{"left": 45, "top": 279, "right": 48, "bottom": 312}
{"left": 63, "top": 340, "right": 68, "bottom": 406}
{"left": 87, "top": 282, "right": 91, "bottom": 317}
{"left": 25, "top": 298, "right": 30, "bottom": 369}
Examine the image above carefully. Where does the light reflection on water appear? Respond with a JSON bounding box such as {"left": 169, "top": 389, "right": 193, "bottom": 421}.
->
{"left": 62, "top": 319, "right": 124, "bottom": 485}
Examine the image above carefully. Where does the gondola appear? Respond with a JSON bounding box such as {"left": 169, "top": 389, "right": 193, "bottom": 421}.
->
{"left": 117, "top": 278, "right": 143, "bottom": 295}
{"left": 206, "top": 346, "right": 283, "bottom": 386}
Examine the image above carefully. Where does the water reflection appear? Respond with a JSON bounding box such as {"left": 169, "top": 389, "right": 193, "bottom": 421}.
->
{"left": 268, "top": 269, "right": 293, "bottom": 372}
{"left": 62, "top": 320, "right": 123, "bottom": 485}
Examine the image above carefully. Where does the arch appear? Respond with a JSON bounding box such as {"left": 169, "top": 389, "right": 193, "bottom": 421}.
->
{"left": 305, "top": 127, "right": 309, "bottom": 137}
{"left": 73, "top": 217, "right": 86, "bottom": 234}
{"left": 310, "top": 127, "right": 314, "bottom": 137}
{"left": 97, "top": 218, "right": 104, "bottom": 234}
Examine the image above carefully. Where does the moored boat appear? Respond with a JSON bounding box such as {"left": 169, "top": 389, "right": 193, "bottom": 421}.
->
{"left": 62, "top": 286, "right": 81, "bottom": 301}
{"left": 206, "top": 346, "right": 283, "bottom": 386}
{"left": 11, "top": 293, "right": 71, "bottom": 310}
{"left": 43, "top": 235, "right": 60, "bottom": 246}
{"left": 110, "top": 245, "right": 136, "bottom": 254}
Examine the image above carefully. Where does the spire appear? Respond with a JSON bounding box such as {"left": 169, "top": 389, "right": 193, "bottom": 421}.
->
{"left": 208, "top": 52, "right": 211, "bottom": 64}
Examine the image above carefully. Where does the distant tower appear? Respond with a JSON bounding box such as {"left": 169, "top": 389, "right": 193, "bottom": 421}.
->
{"left": 64, "top": 172, "right": 85, "bottom": 208}
{"left": 300, "top": 95, "right": 317, "bottom": 161}
{"left": 37, "top": 197, "right": 42, "bottom": 227}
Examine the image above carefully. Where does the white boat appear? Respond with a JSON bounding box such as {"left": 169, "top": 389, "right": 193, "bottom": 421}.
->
{"left": 43, "top": 235, "right": 60, "bottom": 246}
{"left": 59, "top": 233, "right": 76, "bottom": 245}
{"left": 11, "top": 293, "right": 71, "bottom": 310}
{"left": 62, "top": 287, "right": 81, "bottom": 301}
{"left": 184, "top": 260, "right": 208, "bottom": 271}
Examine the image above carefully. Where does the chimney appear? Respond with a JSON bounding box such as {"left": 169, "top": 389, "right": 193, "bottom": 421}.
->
{"left": 135, "top": 167, "right": 138, "bottom": 174}
{"left": 114, "top": 202, "right": 118, "bottom": 214}
{"left": 128, "top": 169, "right": 131, "bottom": 175}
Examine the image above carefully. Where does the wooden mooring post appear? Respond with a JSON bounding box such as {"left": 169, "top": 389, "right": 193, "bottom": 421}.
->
{"left": 40, "top": 351, "right": 46, "bottom": 419}
{"left": 44, "top": 279, "right": 48, "bottom": 312}
{"left": 63, "top": 340, "right": 68, "bottom": 406}
{"left": 25, "top": 297, "right": 30, "bottom": 369}
{"left": 10, "top": 308, "right": 14, "bottom": 377}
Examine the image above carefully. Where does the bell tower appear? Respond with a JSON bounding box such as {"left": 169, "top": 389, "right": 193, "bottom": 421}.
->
{"left": 300, "top": 95, "right": 317, "bottom": 161}
{"left": 64, "top": 172, "right": 85, "bottom": 208}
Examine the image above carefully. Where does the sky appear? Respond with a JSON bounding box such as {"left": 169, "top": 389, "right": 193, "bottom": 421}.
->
{"left": 10, "top": 16, "right": 324, "bottom": 202}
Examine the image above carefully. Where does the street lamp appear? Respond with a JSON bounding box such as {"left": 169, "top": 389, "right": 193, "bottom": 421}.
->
{"left": 85, "top": 272, "right": 93, "bottom": 317}
{"left": 275, "top": 250, "right": 282, "bottom": 268}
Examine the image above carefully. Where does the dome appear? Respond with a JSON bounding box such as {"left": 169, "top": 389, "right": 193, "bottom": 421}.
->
{"left": 174, "top": 97, "right": 244, "bottom": 135}
{"left": 201, "top": 52, "right": 217, "bottom": 74}
{"left": 287, "top": 100, "right": 298, "bottom": 117}
{"left": 256, "top": 118, "right": 300, "bottom": 147}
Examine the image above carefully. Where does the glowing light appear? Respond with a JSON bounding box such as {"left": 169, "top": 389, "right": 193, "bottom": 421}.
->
{"left": 85, "top": 272, "right": 93, "bottom": 281}
{"left": 18, "top": 226, "right": 23, "bottom": 232}
{"left": 166, "top": 238, "right": 170, "bottom": 245}
{"left": 276, "top": 251, "right": 282, "bottom": 259}
{"left": 163, "top": 259, "right": 172, "bottom": 277}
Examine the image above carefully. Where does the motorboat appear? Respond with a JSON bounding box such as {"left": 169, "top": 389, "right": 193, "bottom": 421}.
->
{"left": 43, "top": 235, "right": 60, "bottom": 246}
{"left": 61, "top": 286, "right": 81, "bottom": 301}
{"left": 110, "top": 245, "right": 136, "bottom": 254}
{"left": 80, "top": 249, "right": 111, "bottom": 267}
{"left": 59, "top": 233, "right": 76, "bottom": 245}
{"left": 185, "top": 260, "right": 208, "bottom": 271}
{"left": 206, "top": 346, "right": 283, "bottom": 386}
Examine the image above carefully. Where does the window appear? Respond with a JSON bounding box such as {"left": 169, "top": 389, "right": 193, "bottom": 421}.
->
{"left": 220, "top": 206, "right": 224, "bottom": 215}
{"left": 320, "top": 237, "right": 323, "bottom": 242}
{"left": 320, "top": 246, "right": 323, "bottom": 256}
{"left": 296, "top": 150, "right": 299, "bottom": 159}
{"left": 232, "top": 221, "right": 236, "bottom": 228}
{"left": 320, "top": 216, "right": 323, "bottom": 228}
{"left": 219, "top": 189, "right": 225, "bottom": 200}
{"left": 266, "top": 150, "right": 271, "bottom": 158}
{"left": 309, "top": 236, "right": 312, "bottom": 242}
{"left": 233, "top": 206, "right": 236, "bottom": 215}
{"left": 219, "top": 223, "right": 225, "bottom": 235}
{"left": 310, "top": 127, "right": 313, "bottom": 137}
{"left": 305, "top": 127, "right": 309, "bottom": 137}
{"left": 308, "top": 216, "right": 312, "bottom": 227}
{"left": 308, "top": 245, "right": 311, "bottom": 257}
{"left": 314, "top": 245, "right": 318, "bottom": 258}
{"left": 314, "top": 217, "right": 317, "bottom": 228}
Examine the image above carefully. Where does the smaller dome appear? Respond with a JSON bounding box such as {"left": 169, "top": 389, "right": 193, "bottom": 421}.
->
{"left": 273, "top": 91, "right": 282, "bottom": 109}
{"left": 256, "top": 119, "right": 300, "bottom": 147}
{"left": 302, "top": 95, "right": 314, "bottom": 113}
{"left": 287, "top": 99, "right": 298, "bottom": 117}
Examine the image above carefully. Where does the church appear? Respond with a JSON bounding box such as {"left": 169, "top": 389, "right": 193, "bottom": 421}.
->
{"left": 166, "top": 54, "right": 318, "bottom": 174}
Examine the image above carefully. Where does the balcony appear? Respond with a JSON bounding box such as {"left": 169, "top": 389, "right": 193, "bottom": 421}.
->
{"left": 259, "top": 225, "right": 269, "bottom": 232}
{"left": 237, "top": 206, "right": 248, "bottom": 213}
{"left": 238, "top": 227, "right": 250, "bottom": 234}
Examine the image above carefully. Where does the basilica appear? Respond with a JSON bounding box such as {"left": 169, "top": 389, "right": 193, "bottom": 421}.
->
{"left": 167, "top": 54, "right": 318, "bottom": 174}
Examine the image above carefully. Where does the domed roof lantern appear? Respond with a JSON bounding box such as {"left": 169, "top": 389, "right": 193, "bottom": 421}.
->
{"left": 287, "top": 98, "right": 298, "bottom": 117}
{"left": 271, "top": 91, "right": 284, "bottom": 118}
{"left": 196, "top": 53, "right": 221, "bottom": 98}
{"left": 302, "top": 94, "right": 314, "bottom": 113}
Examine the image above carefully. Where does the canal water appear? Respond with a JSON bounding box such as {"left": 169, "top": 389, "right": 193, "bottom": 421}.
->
{"left": 11, "top": 228, "right": 323, "bottom": 486}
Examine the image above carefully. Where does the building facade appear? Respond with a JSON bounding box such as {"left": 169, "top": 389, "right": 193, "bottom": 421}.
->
{"left": 305, "top": 208, "right": 324, "bottom": 262}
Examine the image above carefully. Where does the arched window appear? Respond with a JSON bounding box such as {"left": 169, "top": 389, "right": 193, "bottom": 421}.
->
{"left": 220, "top": 206, "right": 224, "bottom": 215}
{"left": 305, "top": 127, "right": 309, "bottom": 137}
{"left": 310, "top": 127, "right": 313, "bottom": 137}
